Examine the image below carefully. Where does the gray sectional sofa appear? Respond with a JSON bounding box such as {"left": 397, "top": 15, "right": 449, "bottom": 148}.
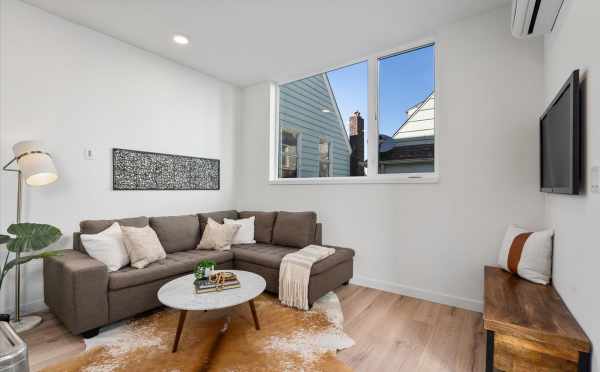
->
{"left": 43, "top": 210, "right": 354, "bottom": 337}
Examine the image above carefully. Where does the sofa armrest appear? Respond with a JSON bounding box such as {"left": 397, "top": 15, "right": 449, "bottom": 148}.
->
{"left": 44, "top": 249, "right": 109, "bottom": 335}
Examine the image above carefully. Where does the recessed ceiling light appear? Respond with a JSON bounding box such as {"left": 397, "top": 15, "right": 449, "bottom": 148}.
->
{"left": 172, "top": 34, "right": 190, "bottom": 45}
{"left": 321, "top": 108, "right": 331, "bottom": 113}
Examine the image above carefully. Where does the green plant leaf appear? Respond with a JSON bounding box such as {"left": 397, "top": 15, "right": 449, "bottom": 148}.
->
{"left": 6, "top": 223, "right": 62, "bottom": 252}
{"left": 3, "top": 251, "right": 60, "bottom": 274}
{"left": 0, "top": 235, "right": 12, "bottom": 245}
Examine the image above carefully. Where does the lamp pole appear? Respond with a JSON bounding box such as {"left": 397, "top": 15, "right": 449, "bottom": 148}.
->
{"left": 2, "top": 158, "right": 23, "bottom": 323}
{"left": 15, "top": 171, "right": 22, "bottom": 322}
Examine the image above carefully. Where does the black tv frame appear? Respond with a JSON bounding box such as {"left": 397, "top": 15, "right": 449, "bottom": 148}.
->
{"left": 540, "top": 69, "right": 580, "bottom": 194}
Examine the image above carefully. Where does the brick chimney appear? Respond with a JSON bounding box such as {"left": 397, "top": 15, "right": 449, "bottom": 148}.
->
{"left": 349, "top": 111, "right": 365, "bottom": 176}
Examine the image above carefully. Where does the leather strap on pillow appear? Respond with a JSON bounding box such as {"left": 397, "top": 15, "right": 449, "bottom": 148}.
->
{"left": 507, "top": 232, "right": 533, "bottom": 273}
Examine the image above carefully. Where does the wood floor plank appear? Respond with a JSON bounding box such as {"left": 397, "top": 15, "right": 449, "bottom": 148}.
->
{"left": 22, "top": 285, "right": 485, "bottom": 372}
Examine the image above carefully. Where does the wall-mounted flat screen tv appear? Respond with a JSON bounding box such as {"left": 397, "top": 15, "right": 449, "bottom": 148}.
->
{"left": 540, "top": 70, "right": 581, "bottom": 194}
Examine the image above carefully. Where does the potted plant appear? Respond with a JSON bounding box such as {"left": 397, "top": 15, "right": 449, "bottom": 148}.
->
{"left": 194, "top": 260, "right": 216, "bottom": 281}
{"left": 0, "top": 223, "right": 62, "bottom": 322}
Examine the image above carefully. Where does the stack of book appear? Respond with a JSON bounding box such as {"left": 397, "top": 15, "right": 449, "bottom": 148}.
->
{"left": 194, "top": 272, "right": 240, "bottom": 294}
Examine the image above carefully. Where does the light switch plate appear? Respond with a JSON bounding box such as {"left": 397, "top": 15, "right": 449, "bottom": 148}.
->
{"left": 591, "top": 166, "right": 599, "bottom": 193}
{"left": 84, "top": 148, "right": 94, "bottom": 160}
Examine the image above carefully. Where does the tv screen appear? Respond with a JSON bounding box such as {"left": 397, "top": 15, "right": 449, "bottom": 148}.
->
{"left": 540, "top": 70, "right": 580, "bottom": 194}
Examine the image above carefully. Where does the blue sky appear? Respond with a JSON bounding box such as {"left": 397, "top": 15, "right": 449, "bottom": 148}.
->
{"left": 327, "top": 44, "right": 434, "bottom": 137}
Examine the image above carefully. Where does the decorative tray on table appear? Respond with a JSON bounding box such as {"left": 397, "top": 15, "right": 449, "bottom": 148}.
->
{"left": 194, "top": 271, "right": 240, "bottom": 294}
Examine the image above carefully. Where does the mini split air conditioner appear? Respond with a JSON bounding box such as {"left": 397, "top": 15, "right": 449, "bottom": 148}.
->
{"left": 511, "top": 0, "right": 566, "bottom": 38}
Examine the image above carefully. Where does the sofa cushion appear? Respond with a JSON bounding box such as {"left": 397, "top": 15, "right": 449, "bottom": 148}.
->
{"left": 239, "top": 211, "right": 277, "bottom": 243}
{"left": 198, "top": 210, "right": 239, "bottom": 233}
{"left": 271, "top": 211, "right": 316, "bottom": 248}
{"left": 81, "top": 216, "right": 149, "bottom": 235}
{"left": 150, "top": 215, "right": 201, "bottom": 253}
{"left": 232, "top": 244, "right": 296, "bottom": 269}
{"left": 232, "top": 244, "right": 354, "bottom": 276}
{"left": 109, "top": 250, "right": 233, "bottom": 290}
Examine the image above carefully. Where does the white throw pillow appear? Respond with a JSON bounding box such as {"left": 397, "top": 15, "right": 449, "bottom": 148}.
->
{"left": 80, "top": 222, "right": 129, "bottom": 272}
{"left": 497, "top": 225, "right": 554, "bottom": 284}
{"left": 121, "top": 225, "right": 167, "bottom": 269}
{"left": 224, "top": 216, "right": 256, "bottom": 245}
{"left": 197, "top": 218, "right": 241, "bottom": 251}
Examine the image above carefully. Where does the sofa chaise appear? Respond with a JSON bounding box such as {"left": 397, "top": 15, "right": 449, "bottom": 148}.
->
{"left": 43, "top": 210, "right": 354, "bottom": 337}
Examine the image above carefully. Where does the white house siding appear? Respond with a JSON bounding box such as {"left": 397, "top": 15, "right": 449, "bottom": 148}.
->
{"left": 393, "top": 93, "right": 435, "bottom": 139}
{"left": 279, "top": 74, "right": 350, "bottom": 177}
{"left": 380, "top": 92, "right": 435, "bottom": 174}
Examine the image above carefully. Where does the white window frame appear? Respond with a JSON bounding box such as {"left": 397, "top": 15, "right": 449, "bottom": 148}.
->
{"left": 269, "top": 37, "right": 439, "bottom": 185}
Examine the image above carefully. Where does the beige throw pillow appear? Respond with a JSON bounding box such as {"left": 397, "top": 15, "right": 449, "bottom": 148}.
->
{"left": 197, "top": 218, "right": 240, "bottom": 251}
{"left": 121, "top": 225, "right": 167, "bottom": 269}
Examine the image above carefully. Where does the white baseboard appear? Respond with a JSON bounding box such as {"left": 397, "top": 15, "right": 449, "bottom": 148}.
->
{"left": 0, "top": 299, "right": 48, "bottom": 317}
{"left": 351, "top": 275, "right": 483, "bottom": 313}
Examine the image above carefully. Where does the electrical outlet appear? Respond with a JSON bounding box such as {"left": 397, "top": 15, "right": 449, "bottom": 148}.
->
{"left": 84, "top": 148, "right": 94, "bottom": 160}
{"left": 591, "top": 166, "right": 600, "bottom": 193}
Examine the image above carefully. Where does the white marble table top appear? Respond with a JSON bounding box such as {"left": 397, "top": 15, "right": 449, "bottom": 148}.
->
{"left": 157, "top": 270, "right": 266, "bottom": 311}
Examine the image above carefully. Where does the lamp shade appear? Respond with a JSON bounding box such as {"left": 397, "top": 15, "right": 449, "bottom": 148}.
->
{"left": 12, "top": 141, "right": 58, "bottom": 186}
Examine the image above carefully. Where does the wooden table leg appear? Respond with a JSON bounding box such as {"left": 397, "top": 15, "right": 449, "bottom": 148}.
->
{"left": 486, "top": 330, "right": 494, "bottom": 372}
{"left": 172, "top": 310, "right": 188, "bottom": 353}
{"left": 249, "top": 299, "right": 260, "bottom": 330}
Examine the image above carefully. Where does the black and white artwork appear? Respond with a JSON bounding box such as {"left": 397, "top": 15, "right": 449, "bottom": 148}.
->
{"left": 112, "top": 148, "right": 220, "bottom": 190}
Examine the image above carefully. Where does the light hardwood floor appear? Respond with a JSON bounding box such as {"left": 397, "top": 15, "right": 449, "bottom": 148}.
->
{"left": 21, "top": 284, "right": 485, "bottom": 371}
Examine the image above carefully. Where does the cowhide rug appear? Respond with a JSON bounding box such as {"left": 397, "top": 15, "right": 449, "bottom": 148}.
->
{"left": 43, "top": 292, "right": 354, "bottom": 372}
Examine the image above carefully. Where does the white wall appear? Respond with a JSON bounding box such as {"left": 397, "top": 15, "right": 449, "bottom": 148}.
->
{"left": 0, "top": 0, "right": 239, "bottom": 314}
{"left": 544, "top": 0, "right": 600, "bottom": 368}
{"left": 237, "top": 6, "right": 545, "bottom": 311}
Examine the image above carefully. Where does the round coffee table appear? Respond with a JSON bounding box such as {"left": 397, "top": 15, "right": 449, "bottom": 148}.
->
{"left": 158, "top": 270, "right": 266, "bottom": 352}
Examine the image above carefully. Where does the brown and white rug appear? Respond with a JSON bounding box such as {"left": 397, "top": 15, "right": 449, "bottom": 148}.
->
{"left": 43, "top": 292, "right": 354, "bottom": 372}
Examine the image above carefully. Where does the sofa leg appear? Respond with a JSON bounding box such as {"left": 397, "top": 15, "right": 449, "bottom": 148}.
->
{"left": 343, "top": 281, "right": 350, "bottom": 286}
{"left": 80, "top": 328, "right": 100, "bottom": 339}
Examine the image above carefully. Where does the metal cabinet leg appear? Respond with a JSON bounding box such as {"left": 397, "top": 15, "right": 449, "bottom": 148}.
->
{"left": 578, "top": 352, "right": 591, "bottom": 372}
{"left": 486, "top": 330, "right": 494, "bottom": 372}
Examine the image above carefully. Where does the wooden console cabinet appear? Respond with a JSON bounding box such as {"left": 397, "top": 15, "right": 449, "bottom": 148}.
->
{"left": 483, "top": 266, "right": 591, "bottom": 372}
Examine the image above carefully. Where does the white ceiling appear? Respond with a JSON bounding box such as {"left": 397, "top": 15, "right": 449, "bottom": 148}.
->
{"left": 23, "top": 0, "right": 509, "bottom": 86}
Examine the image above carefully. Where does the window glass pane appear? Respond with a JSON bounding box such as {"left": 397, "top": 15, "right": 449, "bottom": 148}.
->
{"left": 278, "top": 61, "right": 367, "bottom": 178}
{"left": 319, "top": 139, "right": 329, "bottom": 161}
{"left": 378, "top": 44, "right": 435, "bottom": 174}
{"left": 280, "top": 129, "right": 298, "bottom": 178}
{"left": 319, "top": 162, "right": 330, "bottom": 177}
{"left": 319, "top": 138, "right": 330, "bottom": 177}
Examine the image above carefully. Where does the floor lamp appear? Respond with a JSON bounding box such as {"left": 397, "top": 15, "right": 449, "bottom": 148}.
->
{"left": 2, "top": 141, "right": 58, "bottom": 332}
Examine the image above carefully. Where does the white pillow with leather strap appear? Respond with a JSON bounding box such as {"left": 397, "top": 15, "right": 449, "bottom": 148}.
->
{"left": 497, "top": 225, "right": 554, "bottom": 285}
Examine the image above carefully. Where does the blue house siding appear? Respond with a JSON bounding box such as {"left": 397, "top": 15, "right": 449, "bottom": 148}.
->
{"left": 279, "top": 74, "right": 350, "bottom": 177}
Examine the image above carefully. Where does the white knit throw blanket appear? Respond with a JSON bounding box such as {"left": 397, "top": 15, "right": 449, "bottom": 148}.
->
{"left": 279, "top": 244, "right": 336, "bottom": 310}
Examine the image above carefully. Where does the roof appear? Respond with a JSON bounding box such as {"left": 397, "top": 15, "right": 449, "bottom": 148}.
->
{"left": 378, "top": 135, "right": 434, "bottom": 163}
{"left": 392, "top": 91, "right": 435, "bottom": 140}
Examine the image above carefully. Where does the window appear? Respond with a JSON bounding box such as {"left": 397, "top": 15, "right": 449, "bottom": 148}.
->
{"left": 378, "top": 44, "right": 435, "bottom": 174}
{"left": 277, "top": 61, "right": 367, "bottom": 179}
{"left": 280, "top": 129, "right": 299, "bottom": 178}
{"left": 272, "top": 41, "right": 436, "bottom": 183}
{"left": 319, "top": 139, "right": 331, "bottom": 177}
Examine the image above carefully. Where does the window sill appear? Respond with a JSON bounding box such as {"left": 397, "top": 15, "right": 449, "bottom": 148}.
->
{"left": 268, "top": 174, "right": 439, "bottom": 185}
